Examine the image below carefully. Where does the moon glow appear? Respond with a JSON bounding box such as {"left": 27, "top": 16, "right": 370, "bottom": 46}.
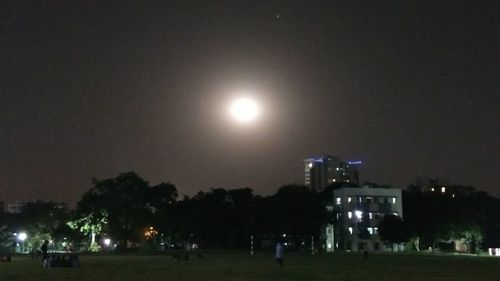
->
{"left": 230, "top": 98, "right": 259, "bottom": 122}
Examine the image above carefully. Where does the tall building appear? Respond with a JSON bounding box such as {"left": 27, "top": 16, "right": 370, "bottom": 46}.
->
{"left": 304, "top": 155, "right": 360, "bottom": 191}
{"left": 332, "top": 185, "right": 403, "bottom": 252}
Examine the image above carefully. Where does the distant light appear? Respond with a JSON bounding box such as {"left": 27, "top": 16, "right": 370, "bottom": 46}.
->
{"left": 348, "top": 211, "right": 352, "bottom": 219}
{"left": 348, "top": 227, "right": 353, "bottom": 235}
{"left": 308, "top": 163, "right": 313, "bottom": 168}
{"left": 104, "top": 238, "right": 111, "bottom": 246}
{"left": 355, "top": 210, "right": 363, "bottom": 219}
{"left": 368, "top": 227, "right": 373, "bottom": 235}
{"left": 441, "top": 187, "right": 446, "bottom": 193}
{"left": 347, "top": 161, "right": 362, "bottom": 165}
{"left": 18, "top": 232, "right": 27, "bottom": 242}
{"left": 282, "top": 234, "right": 286, "bottom": 237}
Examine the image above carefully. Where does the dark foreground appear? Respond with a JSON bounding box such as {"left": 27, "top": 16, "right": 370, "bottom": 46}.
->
{"left": 0, "top": 251, "right": 498, "bottom": 281}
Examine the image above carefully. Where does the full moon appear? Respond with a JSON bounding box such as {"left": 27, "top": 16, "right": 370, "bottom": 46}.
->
{"left": 230, "top": 98, "right": 259, "bottom": 122}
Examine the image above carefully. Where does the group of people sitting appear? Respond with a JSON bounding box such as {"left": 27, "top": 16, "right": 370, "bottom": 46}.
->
{"left": 42, "top": 254, "right": 80, "bottom": 268}
{"left": 40, "top": 240, "right": 79, "bottom": 268}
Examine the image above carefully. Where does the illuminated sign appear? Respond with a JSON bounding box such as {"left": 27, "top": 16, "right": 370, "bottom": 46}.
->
{"left": 347, "top": 161, "right": 362, "bottom": 165}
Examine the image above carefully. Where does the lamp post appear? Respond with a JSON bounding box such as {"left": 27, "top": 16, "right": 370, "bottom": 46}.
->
{"left": 17, "top": 232, "right": 27, "bottom": 253}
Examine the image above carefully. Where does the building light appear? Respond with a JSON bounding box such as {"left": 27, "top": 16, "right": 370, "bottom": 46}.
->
{"left": 369, "top": 212, "right": 373, "bottom": 219}
{"left": 346, "top": 180, "right": 349, "bottom": 183}
{"left": 348, "top": 197, "right": 352, "bottom": 203}
{"left": 327, "top": 243, "right": 332, "bottom": 249}
{"left": 355, "top": 210, "right": 363, "bottom": 219}
{"left": 393, "top": 212, "right": 398, "bottom": 216}
{"left": 431, "top": 188, "right": 435, "bottom": 192}
{"left": 452, "top": 193, "right": 455, "bottom": 198}
{"left": 348, "top": 227, "right": 353, "bottom": 235}
{"left": 308, "top": 163, "right": 313, "bottom": 168}
{"left": 336, "top": 197, "right": 341, "bottom": 205}
{"left": 374, "top": 227, "right": 378, "bottom": 234}
{"left": 441, "top": 187, "right": 446, "bottom": 193}
{"left": 336, "top": 168, "right": 339, "bottom": 171}
{"left": 368, "top": 227, "right": 373, "bottom": 235}
{"left": 348, "top": 212, "right": 352, "bottom": 219}
{"left": 392, "top": 197, "right": 396, "bottom": 204}
{"left": 332, "top": 179, "right": 336, "bottom": 182}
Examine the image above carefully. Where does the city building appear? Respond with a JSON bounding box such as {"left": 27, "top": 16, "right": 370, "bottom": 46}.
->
{"left": 304, "top": 155, "right": 360, "bottom": 192}
{"left": 3, "top": 200, "right": 68, "bottom": 214}
{"left": 411, "top": 177, "right": 475, "bottom": 197}
{"left": 331, "top": 185, "right": 403, "bottom": 252}
{"left": 4, "top": 200, "right": 27, "bottom": 214}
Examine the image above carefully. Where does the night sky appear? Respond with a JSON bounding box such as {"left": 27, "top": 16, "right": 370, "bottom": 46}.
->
{"left": 1, "top": 1, "right": 499, "bottom": 205}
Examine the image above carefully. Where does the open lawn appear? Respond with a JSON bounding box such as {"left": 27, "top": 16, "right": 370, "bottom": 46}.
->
{"left": 1, "top": 251, "right": 499, "bottom": 281}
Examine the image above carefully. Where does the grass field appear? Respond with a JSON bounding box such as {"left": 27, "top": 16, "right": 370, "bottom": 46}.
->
{"left": 1, "top": 251, "right": 499, "bottom": 281}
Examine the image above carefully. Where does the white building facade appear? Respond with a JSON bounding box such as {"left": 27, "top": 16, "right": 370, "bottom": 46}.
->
{"left": 333, "top": 186, "right": 403, "bottom": 251}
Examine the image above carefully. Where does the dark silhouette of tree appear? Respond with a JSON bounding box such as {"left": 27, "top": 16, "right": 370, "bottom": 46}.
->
{"left": 378, "top": 214, "right": 410, "bottom": 247}
{"left": 74, "top": 172, "right": 177, "bottom": 248}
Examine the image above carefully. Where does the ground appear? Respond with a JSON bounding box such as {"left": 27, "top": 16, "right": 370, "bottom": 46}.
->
{"left": 0, "top": 251, "right": 499, "bottom": 281}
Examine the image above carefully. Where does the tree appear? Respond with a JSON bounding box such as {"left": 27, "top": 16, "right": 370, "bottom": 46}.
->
{"left": 378, "top": 214, "right": 410, "bottom": 250}
{"left": 74, "top": 172, "right": 178, "bottom": 248}
{"left": 67, "top": 210, "right": 108, "bottom": 251}
{"left": 17, "top": 201, "right": 70, "bottom": 251}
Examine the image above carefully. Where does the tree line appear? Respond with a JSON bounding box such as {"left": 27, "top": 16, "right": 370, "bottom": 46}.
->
{"left": 1, "top": 171, "right": 499, "bottom": 253}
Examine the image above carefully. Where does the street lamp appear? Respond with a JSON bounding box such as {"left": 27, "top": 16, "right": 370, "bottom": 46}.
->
{"left": 17, "top": 232, "right": 27, "bottom": 253}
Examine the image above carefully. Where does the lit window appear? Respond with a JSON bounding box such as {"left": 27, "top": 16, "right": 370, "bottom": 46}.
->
{"left": 452, "top": 194, "right": 455, "bottom": 198}
{"left": 431, "top": 188, "right": 435, "bottom": 192}
{"left": 393, "top": 212, "right": 398, "bottom": 216}
{"left": 441, "top": 187, "right": 446, "bottom": 193}
{"left": 358, "top": 197, "right": 362, "bottom": 203}
{"left": 374, "top": 227, "right": 378, "bottom": 234}
{"left": 308, "top": 163, "right": 313, "bottom": 168}
{"left": 336, "top": 197, "right": 341, "bottom": 205}
{"left": 392, "top": 197, "right": 396, "bottom": 204}
{"left": 336, "top": 168, "right": 339, "bottom": 171}
{"left": 332, "top": 179, "right": 336, "bottom": 182}
{"left": 348, "top": 197, "right": 352, "bottom": 203}
{"left": 368, "top": 227, "right": 373, "bottom": 235}
{"left": 369, "top": 212, "right": 373, "bottom": 219}
{"left": 346, "top": 180, "right": 350, "bottom": 183}
{"left": 348, "top": 227, "right": 353, "bottom": 234}
{"left": 348, "top": 212, "right": 352, "bottom": 219}
{"left": 336, "top": 213, "right": 341, "bottom": 219}
{"left": 355, "top": 210, "right": 363, "bottom": 219}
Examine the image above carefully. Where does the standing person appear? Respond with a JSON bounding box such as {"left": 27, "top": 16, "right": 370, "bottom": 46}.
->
{"left": 275, "top": 241, "right": 284, "bottom": 266}
{"left": 363, "top": 244, "right": 369, "bottom": 261}
{"left": 40, "top": 240, "right": 49, "bottom": 268}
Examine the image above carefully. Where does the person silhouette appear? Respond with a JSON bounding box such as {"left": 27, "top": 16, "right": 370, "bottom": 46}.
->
{"left": 275, "top": 241, "right": 284, "bottom": 266}
{"left": 40, "top": 240, "right": 49, "bottom": 268}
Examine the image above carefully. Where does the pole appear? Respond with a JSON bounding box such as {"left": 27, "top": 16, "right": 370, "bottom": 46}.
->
{"left": 250, "top": 235, "right": 254, "bottom": 256}
{"left": 311, "top": 236, "right": 315, "bottom": 255}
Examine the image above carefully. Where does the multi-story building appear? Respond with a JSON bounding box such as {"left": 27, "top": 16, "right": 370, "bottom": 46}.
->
{"left": 5, "top": 200, "right": 27, "bottom": 214}
{"left": 304, "top": 155, "right": 360, "bottom": 191}
{"left": 331, "top": 185, "right": 403, "bottom": 252}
